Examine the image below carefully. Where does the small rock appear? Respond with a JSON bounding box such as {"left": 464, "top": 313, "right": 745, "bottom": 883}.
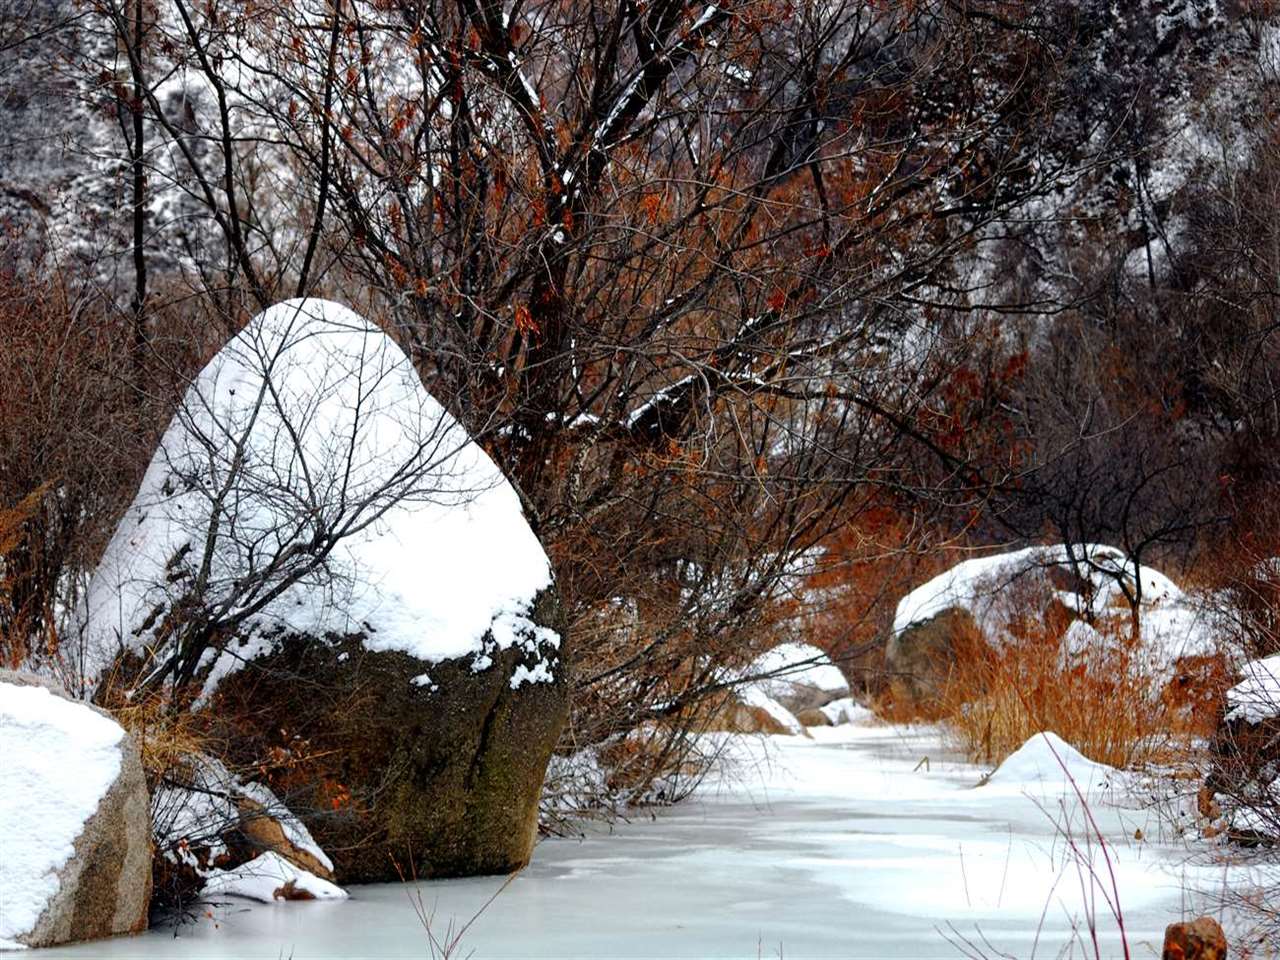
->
{"left": 795, "top": 707, "right": 833, "bottom": 727}
{"left": 1163, "top": 916, "right": 1227, "bottom": 960}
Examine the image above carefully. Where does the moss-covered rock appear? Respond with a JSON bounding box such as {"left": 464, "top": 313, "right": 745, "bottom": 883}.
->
{"left": 205, "top": 587, "right": 568, "bottom": 883}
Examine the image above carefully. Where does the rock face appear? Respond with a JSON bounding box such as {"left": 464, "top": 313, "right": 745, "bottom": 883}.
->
{"left": 206, "top": 589, "right": 568, "bottom": 883}
{"left": 77, "top": 300, "right": 570, "bottom": 884}
{"left": 0, "top": 671, "right": 151, "bottom": 949}
{"left": 1162, "top": 916, "right": 1227, "bottom": 960}
{"left": 883, "top": 607, "right": 981, "bottom": 716}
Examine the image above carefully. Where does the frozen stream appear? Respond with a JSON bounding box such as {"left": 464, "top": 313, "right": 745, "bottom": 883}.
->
{"left": 44, "top": 721, "right": 1240, "bottom": 958}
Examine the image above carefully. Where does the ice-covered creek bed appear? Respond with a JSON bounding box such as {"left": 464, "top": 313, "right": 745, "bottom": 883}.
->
{"left": 43, "top": 720, "right": 1254, "bottom": 958}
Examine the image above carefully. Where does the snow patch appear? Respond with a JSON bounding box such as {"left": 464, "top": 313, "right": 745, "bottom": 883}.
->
{"left": 983, "top": 732, "right": 1118, "bottom": 795}
{"left": 1225, "top": 655, "right": 1280, "bottom": 725}
{"left": 201, "top": 852, "right": 347, "bottom": 903}
{"left": 746, "top": 642, "right": 849, "bottom": 702}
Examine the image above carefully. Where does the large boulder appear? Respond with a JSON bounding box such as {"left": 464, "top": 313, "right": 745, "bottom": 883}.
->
{"left": 0, "top": 671, "right": 151, "bottom": 949}
{"left": 76, "top": 299, "right": 569, "bottom": 883}
{"left": 205, "top": 590, "right": 567, "bottom": 882}
{"left": 883, "top": 607, "right": 981, "bottom": 716}
{"left": 884, "top": 544, "right": 1221, "bottom": 716}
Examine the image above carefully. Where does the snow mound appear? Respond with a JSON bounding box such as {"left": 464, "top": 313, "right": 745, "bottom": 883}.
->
{"left": 1225, "top": 655, "right": 1280, "bottom": 725}
{"left": 746, "top": 642, "right": 849, "bottom": 701}
{"left": 738, "top": 685, "right": 806, "bottom": 736}
{"left": 79, "top": 299, "right": 555, "bottom": 697}
{"left": 0, "top": 683, "right": 124, "bottom": 945}
{"left": 201, "top": 852, "right": 347, "bottom": 903}
{"left": 984, "top": 732, "right": 1117, "bottom": 794}
{"left": 894, "top": 543, "right": 1216, "bottom": 664}
{"left": 818, "top": 697, "right": 875, "bottom": 726}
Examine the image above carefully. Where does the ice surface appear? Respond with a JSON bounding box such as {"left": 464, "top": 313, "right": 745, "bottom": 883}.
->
{"left": 0, "top": 683, "right": 124, "bottom": 946}
{"left": 35, "top": 722, "right": 1245, "bottom": 959}
{"left": 79, "top": 299, "right": 555, "bottom": 697}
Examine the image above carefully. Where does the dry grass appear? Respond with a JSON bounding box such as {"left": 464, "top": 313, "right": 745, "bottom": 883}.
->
{"left": 97, "top": 679, "right": 214, "bottom": 786}
{"left": 937, "top": 614, "right": 1218, "bottom": 770}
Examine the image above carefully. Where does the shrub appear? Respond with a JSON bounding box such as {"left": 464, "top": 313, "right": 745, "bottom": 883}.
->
{"left": 937, "top": 614, "right": 1214, "bottom": 770}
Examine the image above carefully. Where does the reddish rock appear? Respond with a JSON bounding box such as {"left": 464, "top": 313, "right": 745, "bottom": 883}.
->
{"left": 1163, "top": 916, "right": 1227, "bottom": 960}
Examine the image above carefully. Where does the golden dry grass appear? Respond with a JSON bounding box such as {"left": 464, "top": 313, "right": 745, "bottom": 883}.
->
{"left": 937, "top": 614, "right": 1219, "bottom": 770}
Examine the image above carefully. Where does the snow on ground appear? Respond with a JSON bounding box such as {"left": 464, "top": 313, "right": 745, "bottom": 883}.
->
{"left": 1225, "top": 655, "right": 1280, "bottom": 725}
{"left": 202, "top": 853, "right": 347, "bottom": 904}
{"left": 0, "top": 683, "right": 124, "bottom": 949}
{"left": 154, "top": 755, "right": 332, "bottom": 877}
{"left": 36, "top": 722, "right": 1253, "bottom": 959}
{"left": 981, "top": 730, "right": 1119, "bottom": 795}
{"left": 78, "top": 299, "right": 556, "bottom": 698}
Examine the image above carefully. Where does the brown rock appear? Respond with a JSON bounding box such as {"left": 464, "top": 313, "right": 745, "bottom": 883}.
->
{"left": 1163, "top": 916, "right": 1227, "bottom": 960}
{"left": 795, "top": 707, "right": 833, "bottom": 727}
{"left": 235, "top": 796, "right": 334, "bottom": 881}
{"left": 272, "top": 879, "right": 316, "bottom": 901}
{"left": 207, "top": 586, "right": 569, "bottom": 884}
{"left": 1196, "top": 784, "right": 1221, "bottom": 821}
{"left": 712, "top": 701, "right": 792, "bottom": 735}
{"left": 883, "top": 607, "right": 982, "bottom": 719}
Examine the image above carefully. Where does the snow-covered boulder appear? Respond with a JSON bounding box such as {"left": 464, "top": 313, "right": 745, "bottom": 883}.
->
{"left": 77, "top": 299, "right": 569, "bottom": 883}
{"left": 744, "top": 642, "right": 850, "bottom": 714}
{"left": 817, "top": 697, "right": 875, "bottom": 726}
{"left": 0, "top": 671, "right": 151, "bottom": 949}
{"left": 1203, "top": 656, "right": 1280, "bottom": 842}
{"left": 885, "top": 544, "right": 1220, "bottom": 714}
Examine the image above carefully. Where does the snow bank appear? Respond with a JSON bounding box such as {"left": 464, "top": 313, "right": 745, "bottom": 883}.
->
{"left": 201, "top": 852, "right": 347, "bottom": 903}
{"left": 983, "top": 732, "right": 1117, "bottom": 795}
{"left": 1224, "top": 655, "right": 1280, "bottom": 725}
{"left": 0, "top": 684, "right": 124, "bottom": 946}
{"left": 80, "top": 299, "right": 556, "bottom": 697}
{"left": 894, "top": 543, "right": 1216, "bottom": 664}
{"left": 745, "top": 642, "right": 849, "bottom": 702}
